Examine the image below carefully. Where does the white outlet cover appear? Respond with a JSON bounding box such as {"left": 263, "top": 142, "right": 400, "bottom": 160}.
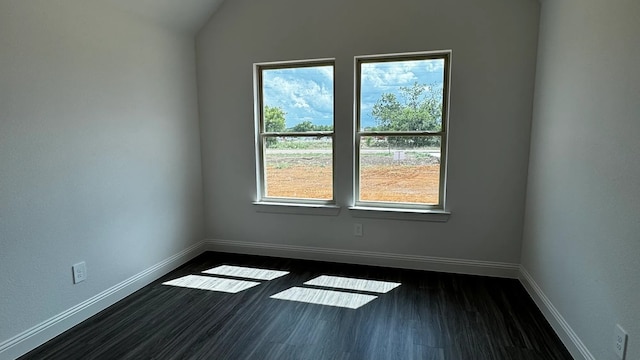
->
{"left": 354, "top": 223, "right": 363, "bottom": 236}
{"left": 614, "top": 324, "right": 628, "bottom": 359}
{"left": 72, "top": 262, "right": 87, "bottom": 284}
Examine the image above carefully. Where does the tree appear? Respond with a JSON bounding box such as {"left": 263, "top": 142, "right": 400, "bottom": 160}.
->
{"left": 264, "top": 106, "right": 286, "bottom": 133}
{"left": 290, "top": 120, "right": 314, "bottom": 132}
{"left": 370, "top": 82, "right": 442, "bottom": 147}
{"left": 289, "top": 121, "right": 332, "bottom": 132}
{"left": 313, "top": 124, "right": 333, "bottom": 132}
{"left": 264, "top": 106, "right": 286, "bottom": 146}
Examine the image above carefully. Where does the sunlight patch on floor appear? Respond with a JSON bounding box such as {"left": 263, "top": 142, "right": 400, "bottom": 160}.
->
{"left": 304, "top": 275, "right": 401, "bottom": 294}
{"left": 270, "top": 287, "right": 377, "bottom": 309}
{"left": 202, "top": 265, "right": 289, "bottom": 281}
{"left": 163, "top": 275, "right": 260, "bottom": 293}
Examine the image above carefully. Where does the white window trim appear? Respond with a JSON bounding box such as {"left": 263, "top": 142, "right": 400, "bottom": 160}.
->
{"left": 348, "top": 206, "right": 450, "bottom": 222}
{"left": 353, "top": 50, "right": 452, "bottom": 212}
{"left": 253, "top": 58, "right": 336, "bottom": 207}
{"left": 253, "top": 201, "right": 341, "bottom": 216}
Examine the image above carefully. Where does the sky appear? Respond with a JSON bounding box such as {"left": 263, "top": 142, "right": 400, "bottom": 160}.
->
{"left": 262, "top": 58, "right": 445, "bottom": 129}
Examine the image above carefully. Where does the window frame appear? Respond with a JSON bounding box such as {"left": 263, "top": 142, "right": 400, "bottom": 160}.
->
{"left": 254, "top": 58, "right": 336, "bottom": 206}
{"left": 353, "top": 51, "right": 451, "bottom": 211}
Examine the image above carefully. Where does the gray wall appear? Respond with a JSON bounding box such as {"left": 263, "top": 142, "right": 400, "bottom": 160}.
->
{"left": 522, "top": 0, "right": 640, "bottom": 359}
{"left": 0, "top": 0, "right": 204, "bottom": 349}
{"left": 196, "top": 0, "right": 540, "bottom": 263}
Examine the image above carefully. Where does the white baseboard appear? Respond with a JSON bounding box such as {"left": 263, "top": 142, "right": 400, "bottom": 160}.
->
{"left": 0, "top": 241, "right": 204, "bottom": 360}
{"left": 519, "top": 265, "right": 594, "bottom": 360}
{"left": 203, "top": 239, "right": 520, "bottom": 278}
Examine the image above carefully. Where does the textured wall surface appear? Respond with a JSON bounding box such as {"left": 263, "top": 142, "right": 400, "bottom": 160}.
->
{"left": 522, "top": 0, "right": 640, "bottom": 359}
{"left": 0, "top": 0, "right": 204, "bottom": 351}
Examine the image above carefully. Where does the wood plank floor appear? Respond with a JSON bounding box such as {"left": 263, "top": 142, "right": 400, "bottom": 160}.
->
{"left": 21, "top": 252, "right": 573, "bottom": 360}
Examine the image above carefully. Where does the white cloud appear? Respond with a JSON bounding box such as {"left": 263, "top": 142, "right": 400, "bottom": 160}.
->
{"left": 423, "top": 59, "right": 445, "bottom": 73}
{"left": 362, "top": 62, "right": 417, "bottom": 88}
{"left": 361, "top": 59, "right": 445, "bottom": 90}
{"left": 317, "top": 66, "right": 333, "bottom": 81}
{"left": 263, "top": 69, "right": 334, "bottom": 125}
{"left": 293, "top": 97, "right": 310, "bottom": 109}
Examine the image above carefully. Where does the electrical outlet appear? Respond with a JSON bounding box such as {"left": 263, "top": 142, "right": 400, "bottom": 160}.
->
{"left": 72, "top": 262, "right": 87, "bottom": 284}
{"left": 354, "top": 223, "right": 363, "bottom": 237}
{"left": 614, "top": 324, "right": 628, "bottom": 359}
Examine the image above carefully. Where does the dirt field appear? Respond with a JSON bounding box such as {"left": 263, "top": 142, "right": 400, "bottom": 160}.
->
{"left": 360, "top": 164, "right": 440, "bottom": 204}
{"left": 265, "top": 153, "right": 440, "bottom": 204}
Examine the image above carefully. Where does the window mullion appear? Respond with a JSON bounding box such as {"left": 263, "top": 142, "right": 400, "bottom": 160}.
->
{"left": 263, "top": 131, "right": 333, "bottom": 137}
{"left": 358, "top": 131, "right": 445, "bottom": 137}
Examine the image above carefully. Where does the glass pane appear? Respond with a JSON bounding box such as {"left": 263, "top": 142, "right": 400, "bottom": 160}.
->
{"left": 264, "top": 136, "right": 332, "bottom": 200}
{"left": 262, "top": 65, "right": 334, "bottom": 132}
{"left": 360, "top": 58, "right": 444, "bottom": 132}
{"left": 359, "top": 136, "right": 441, "bottom": 205}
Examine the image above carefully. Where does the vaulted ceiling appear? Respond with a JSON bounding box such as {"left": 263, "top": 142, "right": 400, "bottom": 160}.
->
{"left": 101, "top": 0, "right": 226, "bottom": 33}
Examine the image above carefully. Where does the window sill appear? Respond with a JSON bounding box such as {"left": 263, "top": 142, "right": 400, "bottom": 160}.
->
{"left": 253, "top": 202, "right": 341, "bottom": 216}
{"left": 348, "top": 206, "right": 450, "bottom": 222}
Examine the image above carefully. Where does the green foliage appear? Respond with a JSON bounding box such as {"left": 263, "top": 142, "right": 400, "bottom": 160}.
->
{"left": 290, "top": 120, "right": 314, "bottom": 132}
{"left": 365, "top": 137, "right": 373, "bottom": 147}
{"left": 264, "top": 105, "right": 286, "bottom": 145}
{"left": 289, "top": 121, "right": 332, "bottom": 132}
{"left": 263, "top": 107, "right": 332, "bottom": 146}
{"left": 264, "top": 106, "right": 286, "bottom": 133}
{"left": 371, "top": 82, "right": 442, "bottom": 147}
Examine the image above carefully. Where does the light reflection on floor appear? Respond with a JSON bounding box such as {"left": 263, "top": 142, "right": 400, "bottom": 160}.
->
{"left": 304, "top": 275, "right": 401, "bottom": 293}
{"left": 163, "top": 268, "right": 401, "bottom": 309}
{"left": 270, "top": 287, "right": 377, "bottom": 309}
{"left": 202, "top": 265, "right": 289, "bottom": 281}
{"left": 272, "top": 275, "right": 401, "bottom": 309}
{"left": 162, "top": 275, "right": 260, "bottom": 293}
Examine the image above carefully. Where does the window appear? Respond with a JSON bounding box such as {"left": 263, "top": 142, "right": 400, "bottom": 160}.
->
{"left": 254, "top": 59, "right": 335, "bottom": 204}
{"left": 355, "top": 51, "right": 451, "bottom": 210}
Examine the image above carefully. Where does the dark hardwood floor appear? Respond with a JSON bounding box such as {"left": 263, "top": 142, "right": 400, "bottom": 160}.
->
{"left": 21, "top": 252, "right": 573, "bottom": 360}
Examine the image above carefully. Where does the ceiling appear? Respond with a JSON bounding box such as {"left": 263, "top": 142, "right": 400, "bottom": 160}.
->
{"left": 102, "top": 0, "right": 226, "bottom": 34}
